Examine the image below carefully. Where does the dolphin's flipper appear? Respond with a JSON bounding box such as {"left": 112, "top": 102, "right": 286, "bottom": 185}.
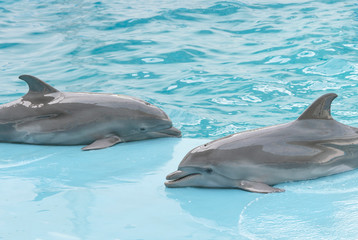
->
{"left": 237, "top": 180, "right": 285, "bottom": 193}
{"left": 19, "top": 75, "right": 59, "bottom": 98}
{"left": 298, "top": 93, "right": 337, "bottom": 120}
{"left": 82, "top": 135, "right": 122, "bottom": 151}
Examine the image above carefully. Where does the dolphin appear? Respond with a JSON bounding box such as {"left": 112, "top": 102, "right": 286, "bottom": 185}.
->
{"left": 166, "top": 93, "right": 358, "bottom": 193}
{"left": 0, "top": 75, "right": 181, "bottom": 150}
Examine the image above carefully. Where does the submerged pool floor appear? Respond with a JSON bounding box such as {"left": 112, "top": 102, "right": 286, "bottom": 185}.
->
{"left": 1, "top": 139, "right": 358, "bottom": 239}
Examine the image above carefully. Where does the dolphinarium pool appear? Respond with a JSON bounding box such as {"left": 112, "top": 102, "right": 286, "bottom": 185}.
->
{"left": 1, "top": 0, "right": 358, "bottom": 239}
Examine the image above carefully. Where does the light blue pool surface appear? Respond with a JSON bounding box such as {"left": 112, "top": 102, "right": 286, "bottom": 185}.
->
{"left": 1, "top": 0, "right": 358, "bottom": 239}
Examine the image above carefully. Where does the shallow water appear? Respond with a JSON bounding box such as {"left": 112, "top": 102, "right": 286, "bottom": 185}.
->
{"left": 1, "top": 0, "right": 358, "bottom": 239}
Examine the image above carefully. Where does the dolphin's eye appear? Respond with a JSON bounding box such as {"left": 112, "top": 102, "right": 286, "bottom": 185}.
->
{"left": 205, "top": 168, "right": 213, "bottom": 174}
{"left": 140, "top": 127, "right": 147, "bottom": 132}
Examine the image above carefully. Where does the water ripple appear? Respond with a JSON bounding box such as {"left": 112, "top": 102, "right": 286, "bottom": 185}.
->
{"left": 104, "top": 15, "right": 169, "bottom": 30}
{"left": 303, "top": 58, "right": 355, "bottom": 76}
{"left": 1, "top": 0, "right": 358, "bottom": 140}
{"left": 0, "top": 154, "right": 54, "bottom": 169}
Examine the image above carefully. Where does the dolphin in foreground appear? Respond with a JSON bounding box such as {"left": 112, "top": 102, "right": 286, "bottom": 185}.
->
{"left": 166, "top": 93, "right": 358, "bottom": 193}
{"left": 0, "top": 75, "right": 181, "bottom": 150}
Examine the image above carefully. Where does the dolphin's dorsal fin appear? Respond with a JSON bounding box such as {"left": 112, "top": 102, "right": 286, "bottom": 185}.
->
{"left": 19, "top": 75, "right": 59, "bottom": 96}
{"left": 298, "top": 93, "right": 337, "bottom": 120}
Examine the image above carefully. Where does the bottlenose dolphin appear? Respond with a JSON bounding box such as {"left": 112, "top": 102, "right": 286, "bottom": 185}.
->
{"left": 0, "top": 75, "right": 181, "bottom": 150}
{"left": 166, "top": 93, "right": 358, "bottom": 193}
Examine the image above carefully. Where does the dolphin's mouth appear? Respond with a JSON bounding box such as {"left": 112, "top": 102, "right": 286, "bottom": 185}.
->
{"left": 154, "top": 127, "right": 182, "bottom": 138}
{"left": 165, "top": 170, "right": 201, "bottom": 187}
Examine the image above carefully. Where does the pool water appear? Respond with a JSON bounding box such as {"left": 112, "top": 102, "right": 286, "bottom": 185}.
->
{"left": 1, "top": 0, "right": 358, "bottom": 239}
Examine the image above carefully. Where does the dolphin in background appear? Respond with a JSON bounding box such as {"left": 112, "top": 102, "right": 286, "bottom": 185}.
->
{"left": 0, "top": 75, "right": 181, "bottom": 150}
{"left": 166, "top": 93, "right": 358, "bottom": 193}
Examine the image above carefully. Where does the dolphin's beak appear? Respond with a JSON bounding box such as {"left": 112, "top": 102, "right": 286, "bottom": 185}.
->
{"left": 165, "top": 170, "right": 201, "bottom": 187}
{"left": 157, "top": 127, "right": 182, "bottom": 138}
{"left": 166, "top": 170, "right": 189, "bottom": 180}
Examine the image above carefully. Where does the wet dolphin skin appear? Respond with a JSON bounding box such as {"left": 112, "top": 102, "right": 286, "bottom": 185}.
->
{"left": 166, "top": 93, "right": 358, "bottom": 193}
{"left": 0, "top": 75, "right": 181, "bottom": 150}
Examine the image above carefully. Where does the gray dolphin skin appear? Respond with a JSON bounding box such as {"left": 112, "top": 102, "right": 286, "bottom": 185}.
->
{"left": 166, "top": 93, "right": 358, "bottom": 193}
{"left": 0, "top": 75, "right": 181, "bottom": 150}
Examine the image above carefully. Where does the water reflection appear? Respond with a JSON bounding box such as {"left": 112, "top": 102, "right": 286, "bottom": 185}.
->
{"left": 165, "top": 187, "right": 258, "bottom": 230}
{"left": 0, "top": 138, "right": 180, "bottom": 239}
{"left": 0, "top": 138, "right": 180, "bottom": 190}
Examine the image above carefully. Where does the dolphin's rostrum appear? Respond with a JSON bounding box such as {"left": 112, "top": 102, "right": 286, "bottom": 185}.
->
{"left": 166, "top": 93, "right": 358, "bottom": 193}
{"left": 0, "top": 75, "right": 181, "bottom": 150}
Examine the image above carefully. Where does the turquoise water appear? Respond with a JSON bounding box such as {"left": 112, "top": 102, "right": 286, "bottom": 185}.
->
{"left": 1, "top": 0, "right": 358, "bottom": 239}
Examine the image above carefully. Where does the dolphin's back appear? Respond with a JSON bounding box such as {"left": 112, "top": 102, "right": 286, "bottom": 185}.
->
{"left": 209, "top": 119, "right": 358, "bottom": 184}
{"left": 0, "top": 75, "right": 177, "bottom": 148}
{"left": 0, "top": 91, "right": 158, "bottom": 143}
